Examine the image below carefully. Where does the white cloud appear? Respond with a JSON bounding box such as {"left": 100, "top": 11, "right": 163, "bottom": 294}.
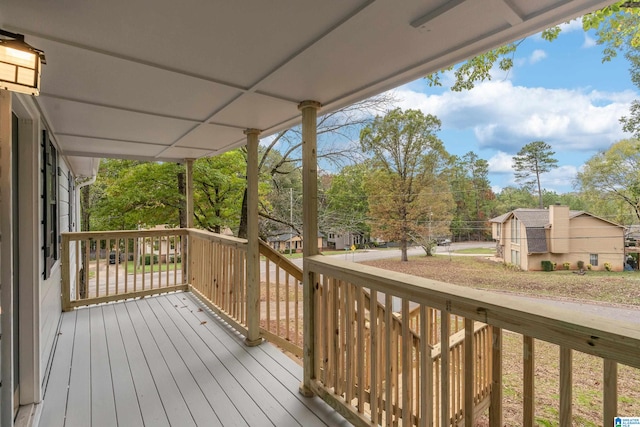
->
{"left": 487, "top": 151, "right": 514, "bottom": 173}
{"left": 529, "top": 49, "right": 547, "bottom": 64}
{"left": 540, "top": 165, "right": 579, "bottom": 193}
{"left": 558, "top": 19, "right": 583, "bottom": 33}
{"left": 394, "top": 80, "right": 636, "bottom": 154}
{"left": 582, "top": 34, "right": 596, "bottom": 48}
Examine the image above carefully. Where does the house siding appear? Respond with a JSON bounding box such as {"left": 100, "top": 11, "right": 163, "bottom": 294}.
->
{"left": 0, "top": 93, "right": 82, "bottom": 410}
{"left": 494, "top": 209, "right": 625, "bottom": 271}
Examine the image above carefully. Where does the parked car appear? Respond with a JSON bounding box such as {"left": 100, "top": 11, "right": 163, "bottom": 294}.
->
{"left": 436, "top": 238, "right": 451, "bottom": 246}
{"left": 109, "top": 251, "right": 122, "bottom": 264}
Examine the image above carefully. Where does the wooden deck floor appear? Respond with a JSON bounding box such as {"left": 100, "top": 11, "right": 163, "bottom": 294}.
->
{"left": 39, "top": 292, "right": 350, "bottom": 427}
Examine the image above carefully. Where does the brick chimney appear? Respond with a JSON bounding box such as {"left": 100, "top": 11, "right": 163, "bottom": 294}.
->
{"left": 549, "top": 204, "right": 569, "bottom": 253}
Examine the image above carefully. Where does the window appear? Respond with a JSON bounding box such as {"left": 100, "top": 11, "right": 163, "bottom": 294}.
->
{"left": 510, "top": 218, "right": 520, "bottom": 243}
{"left": 511, "top": 249, "right": 520, "bottom": 266}
{"left": 42, "top": 129, "right": 59, "bottom": 279}
{"left": 590, "top": 253, "right": 599, "bottom": 267}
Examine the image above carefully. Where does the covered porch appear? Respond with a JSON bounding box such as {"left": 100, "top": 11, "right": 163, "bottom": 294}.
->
{"left": 40, "top": 292, "right": 348, "bottom": 427}
{"left": 51, "top": 227, "right": 640, "bottom": 426}
{"left": 0, "top": 1, "right": 635, "bottom": 427}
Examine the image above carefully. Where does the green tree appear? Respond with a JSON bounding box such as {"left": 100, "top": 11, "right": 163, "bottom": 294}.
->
{"left": 621, "top": 47, "right": 640, "bottom": 137}
{"left": 90, "top": 160, "right": 183, "bottom": 230}
{"left": 360, "top": 108, "right": 451, "bottom": 261}
{"left": 494, "top": 186, "right": 537, "bottom": 212}
{"left": 323, "top": 163, "right": 371, "bottom": 243}
{"left": 193, "top": 151, "right": 247, "bottom": 233}
{"left": 448, "top": 152, "right": 496, "bottom": 240}
{"left": 427, "top": 1, "right": 640, "bottom": 91}
{"left": 512, "top": 141, "right": 558, "bottom": 209}
{"left": 576, "top": 138, "right": 640, "bottom": 223}
{"left": 237, "top": 94, "right": 395, "bottom": 238}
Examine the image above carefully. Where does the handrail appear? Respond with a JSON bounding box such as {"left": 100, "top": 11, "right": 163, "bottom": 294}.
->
{"left": 258, "top": 240, "right": 304, "bottom": 355}
{"left": 259, "top": 240, "right": 302, "bottom": 282}
{"left": 61, "top": 228, "right": 188, "bottom": 310}
{"left": 305, "top": 254, "right": 640, "bottom": 427}
{"left": 306, "top": 256, "right": 640, "bottom": 368}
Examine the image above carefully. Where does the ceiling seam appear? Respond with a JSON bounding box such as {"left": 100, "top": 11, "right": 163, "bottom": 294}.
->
{"left": 156, "top": 0, "right": 379, "bottom": 159}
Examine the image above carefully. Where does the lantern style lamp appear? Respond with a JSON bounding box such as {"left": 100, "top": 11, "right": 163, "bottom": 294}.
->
{"left": 0, "top": 29, "right": 45, "bottom": 96}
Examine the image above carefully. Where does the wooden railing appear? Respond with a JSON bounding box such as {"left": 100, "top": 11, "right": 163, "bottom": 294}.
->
{"left": 305, "top": 255, "right": 640, "bottom": 427}
{"left": 61, "top": 229, "right": 188, "bottom": 311}
{"left": 62, "top": 229, "right": 503, "bottom": 425}
{"left": 187, "top": 229, "right": 249, "bottom": 336}
{"left": 258, "top": 240, "right": 304, "bottom": 356}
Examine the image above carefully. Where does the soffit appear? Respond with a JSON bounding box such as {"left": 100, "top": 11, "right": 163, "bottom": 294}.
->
{"left": 1, "top": 0, "right": 614, "bottom": 177}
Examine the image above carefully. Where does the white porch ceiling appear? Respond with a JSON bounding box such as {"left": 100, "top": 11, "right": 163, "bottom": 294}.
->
{"left": 2, "top": 0, "right": 613, "bottom": 177}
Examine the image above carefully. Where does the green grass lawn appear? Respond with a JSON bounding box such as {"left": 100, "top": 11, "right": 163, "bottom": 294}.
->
{"left": 453, "top": 247, "right": 495, "bottom": 255}
{"left": 122, "top": 261, "right": 182, "bottom": 274}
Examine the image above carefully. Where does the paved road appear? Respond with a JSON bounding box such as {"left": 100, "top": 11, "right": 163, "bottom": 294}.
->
{"left": 280, "top": 241, "right": 639, "bottom": 325}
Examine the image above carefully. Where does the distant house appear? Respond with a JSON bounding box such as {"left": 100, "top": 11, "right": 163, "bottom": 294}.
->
{"left": 326, "top": 230, "right": 367, "bottom": 250}
{"left": 490, "top": 205, "right": 625, "bottom": 271}
{"left": 267, "top": 232, "right": 324, "bottom": 253}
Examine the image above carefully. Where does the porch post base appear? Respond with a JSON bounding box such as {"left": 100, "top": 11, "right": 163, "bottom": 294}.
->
{"left": 244, "top": 337, "right": 263, "bottom": 347}
{"left": 299, "top": 383, "right": 314, "bottom": 398}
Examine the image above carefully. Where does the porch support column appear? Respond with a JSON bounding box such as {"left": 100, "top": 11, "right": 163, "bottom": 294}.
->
{"left": 185, "top": 158, "right": 194, "bottom": 228}
{"left": 184, "top": 158, "right": 194, "bottom": 288}
{"left": 298, "top": 100, "right": 321, "bottom": 397}
{"left": 0, "top": 89, "right": 14, "bottom": 425}
{"left": 244, "top": 128, "right": 262, "bottom": 347}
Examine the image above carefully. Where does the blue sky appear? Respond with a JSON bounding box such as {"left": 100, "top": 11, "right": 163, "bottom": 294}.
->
{"left": 391, "top": 20, "right": 637, "bottom": 194}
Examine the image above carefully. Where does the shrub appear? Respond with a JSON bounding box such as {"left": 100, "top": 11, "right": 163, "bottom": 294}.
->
{"left": 604, "top": 262, "right": 612, "bottom": 271}
{"left": 541, "top": 260, "right": 554, "bottom": 272}
{"left": 553, "top": 262, "right": 557, "bottom": 270}
{"left": 586, "top": 263, "right": 592, "bottom": 270}
{"left": 577, "top": 260, "right": 585, "bottom": 270}
{"left": 563, "top": 262, "right": 571, "bottom": 270}
{"left": 144, "top": 254, "right": 159, "bottom": 265}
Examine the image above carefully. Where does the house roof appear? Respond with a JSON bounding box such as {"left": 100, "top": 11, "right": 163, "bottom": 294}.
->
{"left": 491, "top": 207, "right": 626, "bottom": 254}
{"left": 2, "top": 0, "right": 611, "bottom": 177}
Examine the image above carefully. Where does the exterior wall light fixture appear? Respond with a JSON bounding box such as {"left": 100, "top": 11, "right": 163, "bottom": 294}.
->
{"left": 0, "top": 29, "right": 45, "bottom": 96}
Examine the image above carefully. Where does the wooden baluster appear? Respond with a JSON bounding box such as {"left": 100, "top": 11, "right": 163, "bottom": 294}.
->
{"left": 286, "top": 271, "right": 291, "bottom": 342}
{"left": 401, "top": 299, "right": 411, "bottom": 425}
{"left": 523, "top": 335, "right": 535, "bottom": 427}
{"left": 356, "top": 286, "right": 365, "bottom": 413}
{"left": 345, "top": 282, "right": 354, "bottom": 405}
{"left": 440, "top": 312, "right": 450, "bottom": 427}
{"left": 559, "top": 347, "right": 572, "bottom": 425}
{"left": 464, "top": 318, "right": 474, "bottom": 426}
{"left": 265, "top": 258, "right": 271, "bottom": 335}
{"left": 385, "top": 293, "right": 393, "bottom": 427}
{"left": 603, "top": 359, "right": 617, "bottom": 426}
{"left": 489, "top": 326, "right": 503, "bottom": 427}
{"left": 420, "top": 305, "right": 432, "bottom": 427}
{"left": 95, "top": 239, "right": 101, "bottom": 298}
{"left": 370, "top": 289, "right": 379, "bottom": 424}
{"left": 295, "top": 269, "right": 300, "bottom": 348}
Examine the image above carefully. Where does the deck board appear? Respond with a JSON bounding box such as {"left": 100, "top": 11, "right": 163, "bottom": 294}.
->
{"left": 65, "top": 308, "right": 91, "bottom": 427}
{"left": 112, "top": 302, "right": 169, "bottom": 427}
{"left": 172, "top": 293, "right": 332, "bottom": 427}
{"left": 89, "top": 307, "right": 117, "bottom": 427}
{"left": 102, "top": 304, "right": 144, "bottom": 427}
{"left": 40, "top": 309, "right": 77, "bottom": 427}
{"left": 40, "top": 292, "right": 347, "bottom": 427}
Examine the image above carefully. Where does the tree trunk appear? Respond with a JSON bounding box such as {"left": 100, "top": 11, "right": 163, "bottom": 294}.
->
{"left": 400, "top": 238, "right": 408, "bottom": 262}
{"left": 177, "top": 171, "right": 186, "bottom": 228}
{"left": 238, "top": 187, "right": 248, "bottom": 238}
{"left": 81, "top": 185, "right": 90, "bottom": 232}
